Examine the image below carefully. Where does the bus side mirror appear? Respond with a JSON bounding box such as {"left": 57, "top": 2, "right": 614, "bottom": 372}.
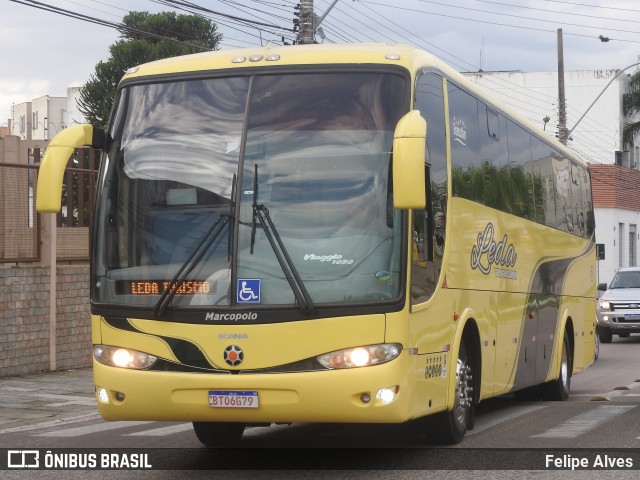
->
{"left": 596, "top": 243, "right": 605, "bottom": 260}
{"left": 393, "top": 110, "right": 426, "bottom": 209}
{"left": 36, "top": 124, "right": 103, "bottom": 213}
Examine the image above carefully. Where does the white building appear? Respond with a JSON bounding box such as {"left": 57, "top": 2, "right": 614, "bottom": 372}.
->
{"left": 11, "top": 95, "right": 66, "bottom": 141}
{"left": 9, "top": 101, "right": 32, "bottom": 140}
{"left": 464, "top": 68, "right": 640, "bottom": 283}
{"left": 7, "top": 86, "right": 87, "bottom": 141}
{"left": 66, "top": 86, "right": 87, "bottom": 127}
{"left": 31, "top": 95, "right": 67, "bottom": 140}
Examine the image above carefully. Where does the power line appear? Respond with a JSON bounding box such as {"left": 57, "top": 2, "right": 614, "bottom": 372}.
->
{"left": 541, "top": 0, "right": 640, "bottom": 14}
{"left": 10, "top": 0, "right": 212, "bottom": 50}
{"left": 156, "top": 0, "right": 292, "bottom": 30}
{"left": 151, "top": 0, "right": 296, "bottom": 46}
{"left": 356, "top": 0, "right": 640, "bottom": 44}
{"left": 473, "top": 0, "right": 640, "bottom": 25}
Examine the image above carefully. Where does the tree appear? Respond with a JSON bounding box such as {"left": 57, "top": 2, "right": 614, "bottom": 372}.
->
{"left": 78, "top": 11, "right": 221, "bottom": 128}
{"left": 623, "top": 70, "right": 640, "bottom": 146}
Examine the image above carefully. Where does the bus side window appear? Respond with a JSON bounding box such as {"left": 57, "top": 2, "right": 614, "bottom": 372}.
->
{"left": 412, "top": 71, "right": 447, "bottom": 306}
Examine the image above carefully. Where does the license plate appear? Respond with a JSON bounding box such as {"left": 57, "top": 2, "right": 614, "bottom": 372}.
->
{"left": 624, "top": 314, "right": 640, "bottom": 320}
{"left": 208, "top": 390, "right": 259, "bottom": 408}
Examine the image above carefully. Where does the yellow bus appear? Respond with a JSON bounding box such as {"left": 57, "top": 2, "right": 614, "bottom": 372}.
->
{"left": 36, "top": 44, "right": 597, "bottom": 445}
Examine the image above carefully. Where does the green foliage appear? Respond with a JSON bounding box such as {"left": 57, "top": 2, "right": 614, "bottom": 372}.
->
{"left": 452, "top": 161, "right": 546, "bottom": 223}
{"left": 78, "top": 11, "right": 221, "bottom": 129}
{"left": 623, "top": 70, "right": 640, "bottom": 145}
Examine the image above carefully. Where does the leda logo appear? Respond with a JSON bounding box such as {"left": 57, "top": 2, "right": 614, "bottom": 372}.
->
{"left": 470, "top": 223, "right": 518, "bottom": 279}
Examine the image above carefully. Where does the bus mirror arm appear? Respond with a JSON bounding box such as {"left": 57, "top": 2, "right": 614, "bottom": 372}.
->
{"left": 36, "top": 124, "right": 103, "bottom": 213}
{"left": 392, "top": 111, "right": 427, "bottom": 210}
{"left": 424, "top": 163, "right": 435, "bottom": 263}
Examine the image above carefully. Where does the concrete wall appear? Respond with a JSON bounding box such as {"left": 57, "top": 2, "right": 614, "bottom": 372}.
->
{"left": 0, "top": 265, "right": 91, "bottom": 377}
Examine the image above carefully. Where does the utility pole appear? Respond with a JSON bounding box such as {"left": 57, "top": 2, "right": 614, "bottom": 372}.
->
{"left": 557, "top": 28, "right": 568, "bottom": 145}
{"left": 296, "top": 0, "right": 315, "bottom": 45}
{"left": 293, "top": 0, "right": 339, "bottom": 44}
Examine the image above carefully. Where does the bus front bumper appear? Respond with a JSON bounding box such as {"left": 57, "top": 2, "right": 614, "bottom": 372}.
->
{"left": 93, "top": 359, "right": 414, "bottom": 424}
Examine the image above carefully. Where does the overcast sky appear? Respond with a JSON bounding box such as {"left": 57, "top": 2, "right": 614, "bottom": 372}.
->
{"left": 2, "top": 0, "right": 640, "bottom": 128}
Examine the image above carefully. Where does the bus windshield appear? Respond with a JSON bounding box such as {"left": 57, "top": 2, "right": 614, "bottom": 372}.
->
{"left": 92, "top": 71, "right": 407, "bottom": 314}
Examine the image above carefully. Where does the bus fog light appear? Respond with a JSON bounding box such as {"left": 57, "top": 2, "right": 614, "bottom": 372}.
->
{"left": 115, "top": 392, "right": 126, "bottom": 401}
{"left": 376, "top": 386, "right": 399, "bottom": 404}
{"left": 97, "top": 387, "right": 110, "bottom": 404}
{"left": 360, "top": 393, "right": 371, "bottom": 404}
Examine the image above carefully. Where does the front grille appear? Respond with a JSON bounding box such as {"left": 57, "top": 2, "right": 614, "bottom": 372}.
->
{"left": 151, "top": 357, "right": 326, "bottom": 374}
{"left": 610, "top": 302, "right": 640, "bottom": 311}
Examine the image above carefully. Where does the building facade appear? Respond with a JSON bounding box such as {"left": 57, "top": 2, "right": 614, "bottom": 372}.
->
{"left": 5, "top": 86, "right": 86, "bottom": 140}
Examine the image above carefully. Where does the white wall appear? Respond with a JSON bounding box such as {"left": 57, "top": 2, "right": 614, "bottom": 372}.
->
{"left": 10, "top": 102, "right": 32, "bottom": 140}
{"left": 464, "top": 69, "right": 629, "bottom": 165}
{"left": 31, "top": 95, "right": 67, "bottom": 140}
{"left": 66, "top": 86, "right": 87, "bottom": 126}
{"left": 594, "top": 207, "right": 640, "bottom": 284}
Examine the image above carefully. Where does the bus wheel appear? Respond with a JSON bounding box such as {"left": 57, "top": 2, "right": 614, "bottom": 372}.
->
{"left": 541, "top": 330, "right": 572, "bottom": 401}
{"left": 192, "top": 422, "right": 245, "bottom": 447}
{"left": 431, "top": 339, "right": 474, "bottom": 444}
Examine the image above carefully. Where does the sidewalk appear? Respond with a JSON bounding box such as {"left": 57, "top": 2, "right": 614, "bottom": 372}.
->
{"left": 0, "top": 369, "right": 97, "bottom": 438}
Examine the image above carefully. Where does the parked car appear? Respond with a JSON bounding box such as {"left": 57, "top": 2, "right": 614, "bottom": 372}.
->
{"left": 597, "top": 266, "right": 640, "bottom": 343}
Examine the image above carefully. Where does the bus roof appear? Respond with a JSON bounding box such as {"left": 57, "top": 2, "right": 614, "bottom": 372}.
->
{"left": 121, "top": 43, "right": 438, "bottom": 79}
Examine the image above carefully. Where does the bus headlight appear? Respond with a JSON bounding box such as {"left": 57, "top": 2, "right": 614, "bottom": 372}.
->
{"left": 317, "top": 344, "right": 401, "bottom": 369}
{"left": 93, "top": 345, "right": 158, "bottom": 370}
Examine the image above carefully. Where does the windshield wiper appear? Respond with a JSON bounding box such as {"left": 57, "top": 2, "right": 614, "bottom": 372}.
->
{"left": 154, "top": 212, "right": 231, "bottom": 317}
{"left": 250, "top": 164, "right": 315, "bottom": 313}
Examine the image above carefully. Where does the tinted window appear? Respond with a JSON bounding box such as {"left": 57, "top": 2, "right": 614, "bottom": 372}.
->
{"left": 449, "top": 84, "right": 480, "bottom": 174}
{"left": 412, "top": 71, "right": 448, "bottom": 305}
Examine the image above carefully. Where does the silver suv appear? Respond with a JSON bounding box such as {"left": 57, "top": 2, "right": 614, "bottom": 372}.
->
{"left": 597, "top": 266, "right": 640, "bottom": 343}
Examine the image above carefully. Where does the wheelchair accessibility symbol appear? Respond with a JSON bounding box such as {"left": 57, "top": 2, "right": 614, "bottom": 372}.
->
{"left": 237, "top": 279, "right": 261, "bottom": 303}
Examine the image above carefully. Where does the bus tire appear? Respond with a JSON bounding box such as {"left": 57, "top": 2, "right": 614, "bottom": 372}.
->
{"left": 541, "top": 330, "right": 572, "bottom": 401}
{"left": 431, "top": 338, "right": 474, "bottom": 444}
{"left": 192, "top": 422, "right": 245, "bottom": 447}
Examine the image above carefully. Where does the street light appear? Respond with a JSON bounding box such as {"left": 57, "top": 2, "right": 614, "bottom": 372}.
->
{"left": 567, "top": 61, "right": 640, "bottom": 139}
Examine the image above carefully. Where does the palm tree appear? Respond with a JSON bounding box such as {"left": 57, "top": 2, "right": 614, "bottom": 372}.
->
{"left": 623, "top": 70, "right": 640, "bottom": 145}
